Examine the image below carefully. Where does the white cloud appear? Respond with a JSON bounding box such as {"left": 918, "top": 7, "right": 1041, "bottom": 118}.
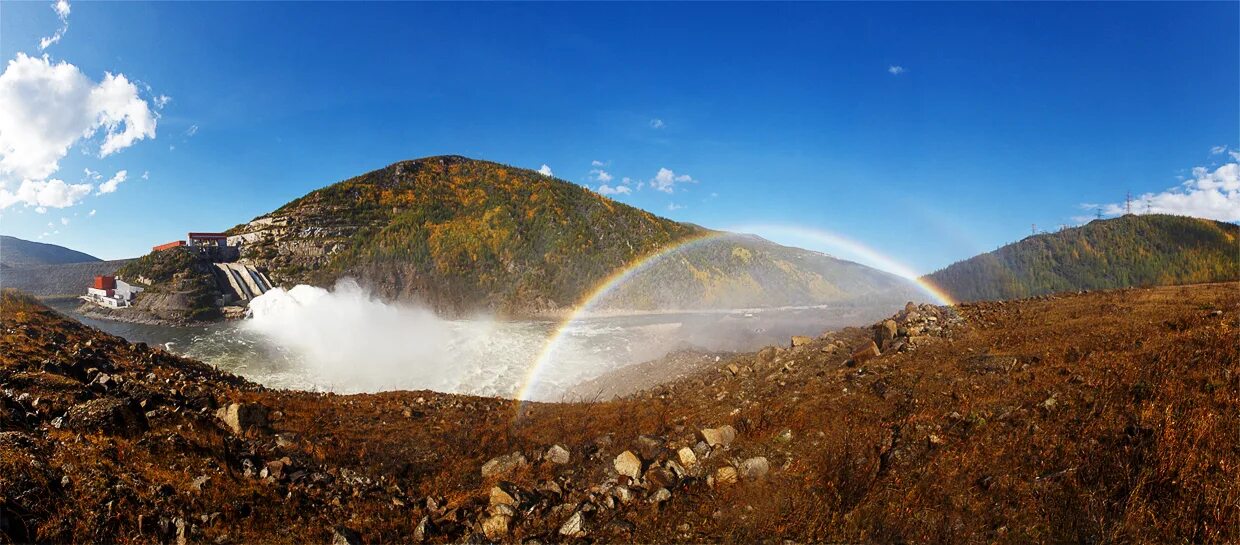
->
{"left": 537, "top": 164, "right": 553, "bottom": 177}
{"left": 597, "top": 184, "right": 631, "bottom": 196}
{"left": 667, "top": 202, "right": 685, "bottom": 211}
{"left": 97, "top": 169, "right": 127, "bottom": 194}
{"left": 60, "top": 216, "right": 69, "bottom": 225}
{"left": 155, "top": 95, "right": 172, "bottom": 109}
{"left": 590, "top": 168, "right": 613, "bottom": 183}
{"left": 141, "top": 170, "right": 149, "bottom": 180}
{"left": 83, "top": 167, "right": 101, "bottom": 181}
{"left": 88, "top": 209, "right": 95, "bottom": 216}
{"left": 1211, "top": 145, "right": 1227, "bottom": 155}
{"left": 650, "top": 118, "right": 665, "bottom": 129}
{"left": 39, "top": 0, "right": 71, "bottom": 50}
{"left": 1087, "top": 162, "right": 1240, "bottom": 222}
{"left": 0, "top": 178, "right": 92, "bottom": 209}
{"left": 1230, "top": 150, "right": 1240, "bottom": 162}
{"left": 185, "top": 124, "right": 198, "bottom": 137}
{"left": 650, "top": 167, "right": 697, "bottom": 193}
{"left": 888, "top": 65, "right": 906, "bottom": 75}
{"left": 591, "top": 159, "right": 607, "bottom": 167}
{"left": 0, "top": 53, "right": 157, "bottom": 183}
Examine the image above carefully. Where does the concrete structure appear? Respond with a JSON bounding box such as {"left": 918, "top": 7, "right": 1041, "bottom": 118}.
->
{"left": 81, "top": 275, "right": 143, "bottom": 309}
{"left": 188, "top": 232, "right": 229, "bottom": 247}
{"left": 213, "top": 263, "right": 274, "bottom": 302}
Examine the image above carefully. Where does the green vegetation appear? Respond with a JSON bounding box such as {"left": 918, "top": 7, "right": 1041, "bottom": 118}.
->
{"left": 233, "top": 156, "right": 920, "bottom": 315}
{"left": 116, "top": 247, "right": 222, "bottom": 321}
{"left": 924, "top": 214, "right": 1240, "bottom": 302}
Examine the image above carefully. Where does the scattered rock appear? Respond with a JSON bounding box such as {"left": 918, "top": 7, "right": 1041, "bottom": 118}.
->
{"left": 851, "top": 341, "right": 881, "bottom": 365}
{"left": 64, "top": 398, "right": 147, "bottom": 436}
{"left": 545, "top": 444, "right": 570, "bottom": 465}
{"left": 559, "top": 511, "right": 587, "bottom": 538}
{"left": 700, "top": 425, "right": 737, "bottom": 448}
{"left": 331, "top": 526, "right": 362, "bottom": 545}
{"left": 790, "top": 335, "right": 812, "bottom": 348}
{"left": 676, "top": 447, "right": 698, "bottom": 468}
{"left": 649, "top": 488, "right": 672, "bottom": 503}
{"left": 481, "top": 452, "right": 527, "bottom": 478}
{"left": 215, "top": 402, "right": 269, "bottom": 435}
{"left": 482, "top": 514, "right": 511, "bottom": 540}
{"left": 876, "top": 320, "right": 898, "bottom": 344}
{"left": 714, "top": 466, "right": 739, "bottom": 486}
{"left": 614, "top": 450, "right": 642, "bottom": 480}
{"left": 739, "top": 457, "right": 770, "bottom": 480}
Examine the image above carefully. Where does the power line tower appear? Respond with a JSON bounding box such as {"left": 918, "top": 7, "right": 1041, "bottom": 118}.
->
{"left": 1125, "top": 191, "right": 1133, "bottom": 215}
{"left": 1096, "top": 207, "right": 1103, "bottom": 220}
{"left": 1145, "top": 199, "right": 1152, "bottom": 214}
{"left": 1031, "top": 223, "right": 1037, "bottom": 236}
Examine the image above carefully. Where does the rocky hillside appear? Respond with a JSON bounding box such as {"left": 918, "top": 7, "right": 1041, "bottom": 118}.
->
{"left": 2, "top": 283, "right": 1236, "bottom": 543}
{"left": 0, "top": 235, "right": 101, "bottom": 267}
{"left": 227, "top": 155, "right": 922, "bottom": 316}
{"left": 924, "top": 214, "right": 1240, "bottom": 303}
{"left": 107, "top": 246, "right": 227, "bottom": 323}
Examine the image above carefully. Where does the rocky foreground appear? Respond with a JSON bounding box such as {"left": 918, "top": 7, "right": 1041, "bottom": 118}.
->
{"left": 1, "top": 284, "right": 1237, "bottom": 544}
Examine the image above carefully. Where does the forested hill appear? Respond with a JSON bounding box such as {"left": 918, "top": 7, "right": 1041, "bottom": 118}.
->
{"left": 923, "top": 214, "right": 1239, "bottom": 302}
{"left": 227, "top": 155, "right": 923, "bottom": 316}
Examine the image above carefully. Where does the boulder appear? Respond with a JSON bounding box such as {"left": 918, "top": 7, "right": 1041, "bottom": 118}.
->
{"left": 545, "top": 444, "right": 570, "bottom": 465}
{"left": 700, "top": 425, "right": 737, "bottom": 448}
{"left": 482, "top": 514, "right": 511, "bottom": 540}
{"left": 649, "top": 488, "right": 672, "bottom": 503}
{"left": 633, "top": 435, "right": 665, "bottom": 461}
{"left": 676, "top": 447, "right": 698, "bottom": 468}
{"left": 64, "top": 398, "right": 147, "bottom": 436}
{"left": 215, "top": 402, "right": 269, "bottom": 435}
{"left": 714, "top": 466, "right": 739, "bottom": 486}
{"left": 851, "top": 341, "right": 881, "bottom": 365}
{"left": 559, "top": 511, "right": 587, "bottom": 538}
{"left": 481, "top": 452, "right": 527, "bottom": 478}
{"left": 739, "top": 457, "right": 770, "bottom": 480}
{"left": 876, "top": 320, "right": 898, "bottom": 343}
{"left": 489, "top": 486, "right": 517, "bottom": 508}
{"left": 790, "top": 335, "right": 812, "bottom": 348}
{"left": 614, "top": 450, "right": 642, "bottom": 480}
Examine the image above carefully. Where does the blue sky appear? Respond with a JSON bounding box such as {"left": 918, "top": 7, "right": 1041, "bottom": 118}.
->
{"left": 1, "top": 2, "right": 1237, "bottom": 274}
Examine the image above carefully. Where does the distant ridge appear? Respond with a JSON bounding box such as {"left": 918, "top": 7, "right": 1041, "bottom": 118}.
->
{"left": 0, "top": 235, "right": 102, "bottom": 267}
{"left": 923, "top": 214, "right": 1239, "bottom": 302}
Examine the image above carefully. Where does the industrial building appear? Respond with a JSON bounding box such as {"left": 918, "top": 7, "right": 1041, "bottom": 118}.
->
{"left": 81, "top": 275, "right": 144, "bottom": 309}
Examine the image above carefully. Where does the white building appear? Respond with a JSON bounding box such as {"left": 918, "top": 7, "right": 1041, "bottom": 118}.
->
{"left": 81, "top": 276, "right": 144, "bottom": 309}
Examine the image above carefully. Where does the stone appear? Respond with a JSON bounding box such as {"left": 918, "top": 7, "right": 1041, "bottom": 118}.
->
{"left": 559, "top": 511, "right": 587, "bottom": 538}
{"left": 331, "top": 526, "right": 362, "bottom": 545}
{"left": 190, "top": 475, "right": 210, "bottom": 492}
{"left": 546, "top": 444, "right": 570, "bottom": 465}
{"left": 633, "top": 435, "right": 665, "bottom": 461}
{"left": 714, "top": 466, "right": 739, "bottom": 486}
{"left": 613, "top": 450, "right": 642, "bottom": 480}
{"left": 482, "top": 514, "right": 511, "bottom": 540}
{"left": 612, "top": 485, "right": 634, "bottom": 504}
{"left": 64, "top": 398, "right": 147, "bottom": 436}
{"left": 700, "top": 425, "right": 737, "bottom": 448}
{"left": 489, "top": 486, "right": 517, "bottom": 508}
{"left": 790, "top": 335, "right": 812, "bottom": 348}
{"left": 649, "top": 488, "right": 672, "bottom": 503}
{"left": 676, "top": 447, "right": 698, "bottom": 468}
{"left": 215, "top": 403, "right": 269, "bottom": 435}
{"left": 851, "top": 341, "right": 881, "bottom": 365}
{"left": 412, "top": 516, "right": 431, "bottom": 542}
{"left": 726, "top": 363, "right": 740, "bottom": 376}
{"left": 739, "top": 457, "right": 770, "bottom": 480}
{"left": 481, "top": 452, "right": 527, "bottom": 478}
{"left": 876, "top": 320, "right": 898, "bottom": 343}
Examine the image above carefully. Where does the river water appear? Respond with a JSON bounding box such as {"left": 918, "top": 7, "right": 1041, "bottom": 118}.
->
{"left": 46, "top": 296, "right": 886, "bottom": 401}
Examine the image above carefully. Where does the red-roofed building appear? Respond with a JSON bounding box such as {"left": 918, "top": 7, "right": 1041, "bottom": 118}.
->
{"left": 153, "top": 240, "right": 186, "bottom": 252}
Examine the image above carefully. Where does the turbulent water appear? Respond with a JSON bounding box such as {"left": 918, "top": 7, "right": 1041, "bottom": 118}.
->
{"left": 47, "top": 284, "right": 894, "bottom": 401}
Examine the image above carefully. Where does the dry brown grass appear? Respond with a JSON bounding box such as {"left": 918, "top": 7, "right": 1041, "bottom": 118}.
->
{"left": 2, "top": 284, "right": 1238, "bottom": 544}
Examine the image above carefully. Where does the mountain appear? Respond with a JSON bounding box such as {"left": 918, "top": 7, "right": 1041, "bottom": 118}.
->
{"left": 2, "top": 281, "right": 1235, "bottom": 543}
{"left": 0, "top": 236, "right": 126, "bottom": 297}
{"left": 227, "top": 155, "right": 923, "bottom": 316}
{"left": 924, "top": 214, "right": 1239, "bottom": 303}
{"left": 0, "top": 235, "right": 101, "bottom": 266}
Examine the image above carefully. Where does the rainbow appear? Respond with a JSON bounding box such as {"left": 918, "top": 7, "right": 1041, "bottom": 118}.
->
{"left": 513, "top": 226, "right": 955, "bottom": 402}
